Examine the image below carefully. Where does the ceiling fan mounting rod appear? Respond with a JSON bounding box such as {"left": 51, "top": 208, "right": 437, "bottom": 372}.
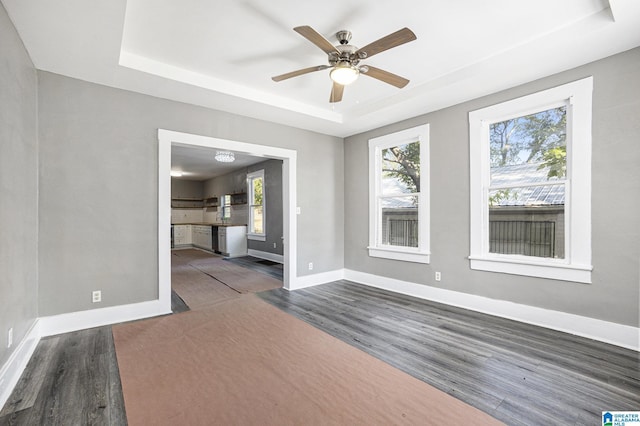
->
{"left": 336, "top": 30, "right": 352, "bottom": 45}
{"left": 328, "top": 43, "right": 359, "bottom": 67}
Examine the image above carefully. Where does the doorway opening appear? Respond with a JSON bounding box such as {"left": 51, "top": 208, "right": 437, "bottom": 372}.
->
{"left": 158, "top": 129, "right": 297, "bottom": 312}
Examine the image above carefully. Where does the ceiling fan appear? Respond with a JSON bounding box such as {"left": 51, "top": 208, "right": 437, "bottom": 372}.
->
{"left": 272, "top": 26, "right": 417, "bottom": 103}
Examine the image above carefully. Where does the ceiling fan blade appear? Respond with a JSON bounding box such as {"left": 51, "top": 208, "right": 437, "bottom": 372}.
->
{"left": 272, "top": 65, "right": 330, "bottom": 82}
{"left": 355, "top": 27, "right": 416, "bottom": 59}
{"left": 361, "top": 65, "right": 409, "bottom": 88}
{"left": 330, "top": 82, "right": 344, "bottom": 103}
{"left": 294, "top": 26, "right": 340, "bottom": 55}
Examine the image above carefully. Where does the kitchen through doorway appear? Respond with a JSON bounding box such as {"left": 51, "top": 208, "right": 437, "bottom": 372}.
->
{"left": 158, "top": 129, "right": 298, "bottom": 313}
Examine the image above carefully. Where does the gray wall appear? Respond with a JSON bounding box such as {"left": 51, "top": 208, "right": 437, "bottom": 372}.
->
{"left": 171, "top": 179, "right": 203, "bottom": 199}
{"left": 0, "top": 3, "right": 39, "bottom": 365}
{"left": 203, "top": 167, "right": 249, "bottom": 226}
{"left": 37, "top": 71, "right": 344, "bottom": 316}
{"left": 203, "top": 169, "right": 247, "bottom": 199}
{"left": 344, "top": 47, "right": 640, "bottom": 327}
{"left": 247, "top": 159, "right": 284, "bottom": 256}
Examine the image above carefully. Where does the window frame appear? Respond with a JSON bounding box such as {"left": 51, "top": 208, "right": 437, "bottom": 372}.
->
{"left": 221, "top": 194, "right": 231, "bottom": 220}
{"left": 368, "top": 124, "right": 430, "bottom": 264}
{"left": 247, "top": 169, "right": 266, "bottom": 241}
{"left": 468, "top": 77, "right": 593, "bottom": 283}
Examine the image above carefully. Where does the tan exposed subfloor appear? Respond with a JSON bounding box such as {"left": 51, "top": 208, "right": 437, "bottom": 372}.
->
{"left": 113, "top": 250, "right": 502, "bottom": 425}
{"left": 170, "top": 249, "right": 282, "bottom": 309}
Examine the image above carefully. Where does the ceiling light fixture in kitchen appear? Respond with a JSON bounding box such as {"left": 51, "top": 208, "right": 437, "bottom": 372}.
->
{"left": 170, "top": 170, "right": 183, "bottom": 177}
{"left": 215, "top": 151, "right": 235, "bottom": 163}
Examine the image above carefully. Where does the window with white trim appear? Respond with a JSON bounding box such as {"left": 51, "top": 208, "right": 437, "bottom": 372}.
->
{"left": 368, "top": 124, "right": 430, "bottom": 264}
{"left": 221, "top": 195, "right": 231, "bottom": 220}
{"left": 469, "top": 77, "right": 593, "bottom": 283}
{"left": 247, "top": 170, "right": 265, "bottom": 240}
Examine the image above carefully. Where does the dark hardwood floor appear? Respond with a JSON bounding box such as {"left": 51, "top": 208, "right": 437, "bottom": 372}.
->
{"left": 224, "top": 255, "right": 284, "bottom": 281}
{"left": 0, "top": 327, "right": 126, "bottom": 425}
{"left": 258, "top": 281, "right": 640, "bottom": 425}
{"left": 171, "top": 289, "right": 190, "bottom": 314}
{"left": 2, "top": 271, "right": 638, "bottom": 425}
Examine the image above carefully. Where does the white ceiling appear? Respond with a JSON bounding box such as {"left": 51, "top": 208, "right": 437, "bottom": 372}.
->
{"left": 171, "top": 145, "right": 269, "bottom": 181}
{"left": 3, "top": 0, "right": 640, "bottom": 139}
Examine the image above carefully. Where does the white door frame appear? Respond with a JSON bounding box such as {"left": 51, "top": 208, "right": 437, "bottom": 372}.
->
{"left": 158, "top": 129, "right": 297, "bottom": 312}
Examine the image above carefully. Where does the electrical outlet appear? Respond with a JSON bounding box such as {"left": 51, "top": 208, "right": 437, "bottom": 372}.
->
{"left": 92, "top": 290, "right": 102, "bottom": 303}
{"left": 308, "top": 262, "right": 313, "bottom": 271}
{"left": 435, "top": 271, "right": 441, "bottom": 282}
{"left": 273, "top": 242, "right": 277, "bottom": 248}
{"left": 7, "top": 328, "right": 13, "bottom": 348}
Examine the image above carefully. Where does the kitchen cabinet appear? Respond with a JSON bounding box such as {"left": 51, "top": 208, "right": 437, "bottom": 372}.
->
{"left": 171, "top": 197, "right": 203, "bottom": 209}
{"left": 172, "top": 224, "right": 246, "bottom": 255}
{"left": 173, "top": 224, "right": 192, "bottom": 246}
{"left": 204, "top": 197, "right": 218, "bottom": 208}
{"left": 218, "top": 226, "right": 247, "bottom": 258}
{"left": 230, "top": 193, "right": 247, "bottom": 205}
{"left": 192, "top": 225, "right": 213, "bottom": 250}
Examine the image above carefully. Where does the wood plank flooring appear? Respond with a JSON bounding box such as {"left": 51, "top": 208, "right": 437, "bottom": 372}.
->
{"left": 223, "top": 255, "right": 284, "bottom": 280}
{"left": 257, "top": 281, "right": 640, "bottom": 425}
{"left": 2, "top": 254, "right": 638, "bottom": 425}
{"left": 0, "top": 327, "right": 126, "bottom": 425}
{"left": 171, "top": 289, "right": 190, "bottom": 314}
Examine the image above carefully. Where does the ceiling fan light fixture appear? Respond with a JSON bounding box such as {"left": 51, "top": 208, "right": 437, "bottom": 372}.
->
{"left": 272, "top": 26, "right": 416, "bottom": 102}
{"left": 215, "top": 151, "right": 235, "bottom": 163}
{"left": 330, "top": 62, "right": 359, "bottom": 86}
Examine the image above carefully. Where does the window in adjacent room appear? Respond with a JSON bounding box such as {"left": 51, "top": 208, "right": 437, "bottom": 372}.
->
{"left": 247, "top": 170, "right": 265, "bottom": 240}
{"left": 368, "top": 124, "right": 430, "bottom": 263}
{"left": 469, "top": 77, "right": 593, "bottom": 283}
{"left": 221, "top": 194, "right": 231, "bottom": 221}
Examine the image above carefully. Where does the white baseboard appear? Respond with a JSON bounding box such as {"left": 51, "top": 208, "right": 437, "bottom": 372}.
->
{"left": 2, "top": 269, "right": 635, "bottom": 412}
{"left": 247, "top": 249, "right": 284, "bottom": 264}
{"left": 0, "top": 299, "right": 170, "bottom": 409}
{"left": 289, "top": 269, "right": 345, "bottom": 291}
{"left": 0, "top": 319, "right": 41, "bottom": 409}
{"left": 39, "top": 299, "right": 171, "bottom": 337}
{"left": 344, "top": 269, "right": 639, "bottom": 351}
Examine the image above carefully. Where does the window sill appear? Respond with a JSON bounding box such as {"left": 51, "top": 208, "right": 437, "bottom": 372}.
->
{"left": 469, "top": 255, "right": 592, "bottom": 283}
{"left": 247, "top": 234, "right": 266, "bottom": 242}
{"left": 368, "top": 246, "right": 430, "bottom": 264}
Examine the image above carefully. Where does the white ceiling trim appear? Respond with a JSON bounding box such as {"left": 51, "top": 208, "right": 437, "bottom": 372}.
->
{"left": 119, "top": 51, "right": 343, "bottom": 123}
{"left": 2, "top": 0, "right": 640, "bottom": 138}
